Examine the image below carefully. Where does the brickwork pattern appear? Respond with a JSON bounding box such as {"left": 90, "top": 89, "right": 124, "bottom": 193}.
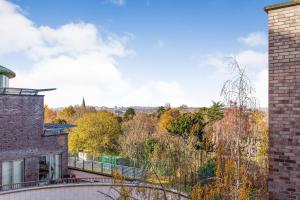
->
{"left": 0, "top": 95, "right": 68, "bottom": 185}
{"left": 268, "top": 4, "right": 300, "bottom": 199}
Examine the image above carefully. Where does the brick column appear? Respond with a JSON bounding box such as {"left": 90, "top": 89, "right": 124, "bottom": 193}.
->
{"left": 265, "top": 1, "right": 300, "bottom": 199}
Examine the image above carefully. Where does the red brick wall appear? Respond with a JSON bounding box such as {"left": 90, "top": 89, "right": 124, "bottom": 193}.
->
{"left": 0, "top": 95, "right": 68, "bottom": 185}
{"left": 268, "top": 3, "right": 300, "bottom": 199}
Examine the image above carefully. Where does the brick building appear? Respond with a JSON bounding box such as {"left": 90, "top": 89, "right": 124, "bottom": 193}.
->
{"left": 0, "top": 66, "right": 73, "bottom": 188}
{"left": 265, "top": 0, "right": 300, "bottom": 199}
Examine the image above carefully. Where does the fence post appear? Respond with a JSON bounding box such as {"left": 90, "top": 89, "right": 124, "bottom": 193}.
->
{"left": 92, "top": 160, "right": 94, "bottom": 171}
{"left": 184, "top": 174, "right": 187, "bottom": 191}
{"left": 101, "top": 163, "right": 103, "bottom": 173}
{"left": 83, "top": 160, "right": 85, "bottom": 170}
{"left": 133, "top": 168, "right": 136, "bottom": 179}
{"left": 74, "top": 157, "right": 76, "bottom": 168}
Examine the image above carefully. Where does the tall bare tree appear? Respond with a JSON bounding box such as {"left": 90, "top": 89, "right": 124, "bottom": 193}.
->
{"left": 221, "top": 57, "right": 257, "bottom": 200}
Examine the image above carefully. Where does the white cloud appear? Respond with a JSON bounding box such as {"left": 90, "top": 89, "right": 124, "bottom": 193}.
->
{"left": 236, "top": 50, "right": 267, "bottom": 70}
{"left": 109, "top": 0, "right": 126, "bottom": 6}
{"left": 0, "top": 0, "right": 41, "bottom": 54}
{"left": 123, "top": 80, "right": 186, "bottom": 106}
{"left": 238, "top": 32, "right": 267, "bottom": 47}
{"left": 204, "top": 49, "right": 268, "bottom": 107}
{"left": 253, "top": 69, "right": 268, "bottom": 108}
{"left": 1, "top": 0, "right": 186, "bottom": 107}
{"left": 206, "top": 50, "right": 267, "bottom": 78}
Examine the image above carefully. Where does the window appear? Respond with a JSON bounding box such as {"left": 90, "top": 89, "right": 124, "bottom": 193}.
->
{"left": 39, "top": 154, "right": 61, "bottom": 180}
{"left": 0, "top": 75, "right": 9, "bottom": 88}
{"left": 2, "top": 160, "right": 24, "bottom": 185}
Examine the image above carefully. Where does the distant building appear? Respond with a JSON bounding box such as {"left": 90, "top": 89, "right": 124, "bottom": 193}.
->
{"left": 0, "top": 66, "right": 73, "bottom": 188}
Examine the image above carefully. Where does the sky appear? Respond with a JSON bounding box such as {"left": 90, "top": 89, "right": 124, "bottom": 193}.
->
{"left": 0, "top": 0, "right": 285, "bottom": 108}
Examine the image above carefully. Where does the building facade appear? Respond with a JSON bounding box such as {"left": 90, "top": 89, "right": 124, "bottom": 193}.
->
{"left": 0, "top": 66, "right": 71, "bottom": 188}
{"left": 266, "top": 0, "right": 300, "bottom": 199}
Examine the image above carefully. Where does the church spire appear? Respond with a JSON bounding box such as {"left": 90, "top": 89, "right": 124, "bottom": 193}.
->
{"left": 82, "top": 97, "right": 86, "bottom": 109}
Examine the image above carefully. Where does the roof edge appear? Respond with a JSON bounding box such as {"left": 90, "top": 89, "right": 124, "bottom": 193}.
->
{"left": 265, "top": 0, "right": 300, "bottom": 12}
{"left": 0, "top": 65, "right": 16, "bottom": 79}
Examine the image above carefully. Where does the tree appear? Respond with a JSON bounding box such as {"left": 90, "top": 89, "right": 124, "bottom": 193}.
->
{"left": 57, "top": 106, "right": 76, "bottom": 123}
{"left": 168, "top": 112, "right": 205, "bottom": 141}
{"left": 123, "top": 107, "right": 136, "bottom": 121}
{"left": 164, "top": 102, "right": 171, "bottom": 110}
{"left": 190, "top": 58, "right": 268, "bottom": 200}
{"left": 52, "top": 118, "right": 67, "bottom": 124}
{"left": 73, "top": 105, "right": 97, "bottom": 119}
{"left": 249, "top": 111, "right": 268, "bottom": 168}
{"left": 220, "top": 57, "right": 257, "bottom": 200}
{"left": 206, "top": 101, "right": 224, "bottom": 123}
{"left": 179, "top": 104, "right": 188, "bottom": 109}
{"left": 44, "top": 105, "right": 57, "bottom": 123}
{"left": 119, "top": 113, "right": 158, "bottom": 167}
{"left": 156, "top": 106, "right": 166, "bottom": 118}
{"left": 158, "top": 109, "right": 180, "bottom": 132}
{"left": 69, "top": 110, "right": 121, "bottom": 154}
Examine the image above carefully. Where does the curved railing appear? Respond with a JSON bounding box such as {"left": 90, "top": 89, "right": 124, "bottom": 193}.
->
{"left": 0, "top": 177, "right": 190, "bottom": 199}
{"left": 68, "top": 156, "right": 146, "bottom": 179}
{"left": 0, "top": 178, "right": 122, "bottom": 192}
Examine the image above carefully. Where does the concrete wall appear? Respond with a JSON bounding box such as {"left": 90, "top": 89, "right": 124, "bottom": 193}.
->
{"left": 267, "top": 2, "right": 300, "bottom": 199}
{"left": 0, "top": 95, "right": 68, "bottom": 185}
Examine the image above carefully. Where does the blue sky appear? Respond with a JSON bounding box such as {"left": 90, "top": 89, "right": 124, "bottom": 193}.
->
{"left": 0, "top": 0, "right": 284, "bottom": 107}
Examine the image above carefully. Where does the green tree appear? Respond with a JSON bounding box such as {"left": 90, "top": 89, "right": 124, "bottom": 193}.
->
{"left": 168, "top": 112, "right": 205, "bottom": 141}
{"left": 207, "top": 101, "right": 224, "bottom": 123}
{"left": 198, "top": 101, "right": 224, "bottom": 124}
{"left": 156, "top": 106, "right": 166, "bottom": 118}
{"left": 123, "top": 107, "right": 136, "bottom": 121}
{"left": 69, "top": 110, "right": 121, "bottom": 154}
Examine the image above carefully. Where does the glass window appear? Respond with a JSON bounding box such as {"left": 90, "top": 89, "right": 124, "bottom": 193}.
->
{"left": 0, "top": 75, "right": 9, "bottom": 88}
{"left": 2, "top": 162, "right": 11, "bottom": 185}
{"left": 12, "top": 160, "right": 23, "bottom": 184}
{"left": 53, "top": 154, "right": 61, "bottom": 179}
{"left": 39, "top": 156, "right": 50, "bottom": 180}
{"left": 2, "top": 160, "right": 24, "bottom": 185}
{"left": 39, "top": 154, "right": 61, "bottom": 180}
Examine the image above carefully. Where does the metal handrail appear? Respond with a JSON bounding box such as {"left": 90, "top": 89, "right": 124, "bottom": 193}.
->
{"left": 0, "top": 87, "right": 56, "bottom": 95}
{"left": 0, "top": 177, "right": 190, "bottom": 199}
{"left": 68, "top": 156, "right": 146, "bottom": 179}
{"left": 0, "top": 177, "right": 133, "bottom": 192}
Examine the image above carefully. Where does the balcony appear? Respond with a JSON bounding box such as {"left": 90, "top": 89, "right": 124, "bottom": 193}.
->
{"left": 0, "top": 177, "right": 189, "bottom": 200}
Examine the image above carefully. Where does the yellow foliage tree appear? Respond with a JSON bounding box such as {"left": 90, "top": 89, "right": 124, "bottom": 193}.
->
{"left": 249, "top": 111, "right": 268, "bottom": 168}
{"left": 158, "top": 109, "right": 180, "bottom": 132}
{"left": 44, "top": 105, "right": 57, "bottom": 123}
{"left": 68, "top": 110, "right": 121, "bottom": 154}
{"left": 57, "top": 106, "right": 76, "bottom": 123}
